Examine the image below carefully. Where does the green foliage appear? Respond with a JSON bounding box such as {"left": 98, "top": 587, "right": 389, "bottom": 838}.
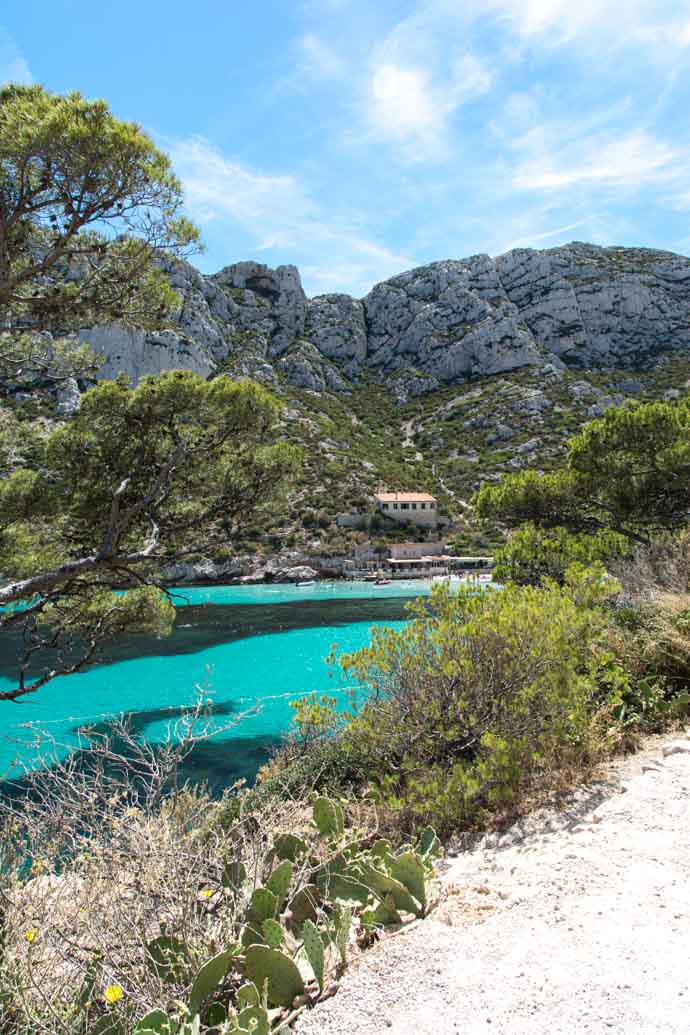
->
{"left": 265, "top": 860, "right": 293, "bottom": 907}
{"left": 0, "top": 84, "right": 199, "bottom": 332}
{"left": 187, "top": 949, "right": 236, "bottom": 1016}
{"left": 244, "top": 946, "right": 305, "bottom": 1008}
{"left": 146, "top": 935, "right": 189, "bottom": 984}
{"left": 133, "top": 1009, "right": 174, "bottom": 1034}
{"left": 475, "top": 395, "right": 690, "bottom": 545}
{"left": 0, "top": 371, "right": 300, "bottom": 699}
{"left": 308, "top": 577, "right": 622, "bottom": 834}
{"left": 312, "top": 796, "right": 344, "bottom": 838}
{"left": 389, "top": 852, "right": 427, "bottom": 912}
{"left": 301, "top": 919, "right": 325, "bottom": 990}
{"left": 493, "top": 523, "right": 629, "bottom": 585}
{"left": 273, "top": 833, "right": 309, "bottom": 862}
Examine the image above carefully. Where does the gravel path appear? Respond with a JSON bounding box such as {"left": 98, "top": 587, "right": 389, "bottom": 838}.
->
{"left": 295, "top": 733, "right": 690, "bottom": 1035}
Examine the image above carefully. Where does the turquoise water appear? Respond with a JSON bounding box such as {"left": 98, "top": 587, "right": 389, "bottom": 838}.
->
{"left": 0, "top": 581, "right": 427, "bottom": 790}
{"left": 168, "top": 578, "right": 433, "bottom": 607}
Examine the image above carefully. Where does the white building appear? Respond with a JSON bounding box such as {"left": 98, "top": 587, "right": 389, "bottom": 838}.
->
{"left": 374, "top": 491, "right": 438, "bottom": 528}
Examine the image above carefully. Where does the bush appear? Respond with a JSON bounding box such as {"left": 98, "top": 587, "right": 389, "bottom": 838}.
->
{"left": 0, "top": 712, "right": 438, "bottom": 1033}
{"left": 292, "top": 569, "right": 621, "bottom": 836}
{"left": 494, "top": 523, "right": 630, "bottom": 585}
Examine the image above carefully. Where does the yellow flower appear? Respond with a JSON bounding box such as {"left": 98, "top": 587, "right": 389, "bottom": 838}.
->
{"left": 200, "top": 888, "right": 214, "bottom": 899}
{"left": 103, "top": 985, "right": 123, "bottom": 1005}
{"left": 24, "top": 929, "right": 38, "bottom": 944}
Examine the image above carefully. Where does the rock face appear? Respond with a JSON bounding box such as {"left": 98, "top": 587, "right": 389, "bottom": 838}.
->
{"left": 83, "top": 243, "right": 690, "bottom": 396}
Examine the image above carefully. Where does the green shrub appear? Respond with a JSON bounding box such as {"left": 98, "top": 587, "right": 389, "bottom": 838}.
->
{"left": 294, "top": 570, "right": 621, "bottom": 835}
{"left": 493, "top": 523, "right": 630, "bottom": 585}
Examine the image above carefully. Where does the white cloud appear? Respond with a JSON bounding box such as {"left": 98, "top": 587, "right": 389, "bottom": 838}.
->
{"left": 0, "top": 29, "right": 31, "bottom": 85}
{"left": 479, "top": 0, "right": 690, "bottom": 54}
{"left": 168, "top": 136, "right": 413, "bottom": 296}
{"left": 512, "top": 129, "right": 679, "bottom": 191}
{"left": 502, "top": 217, "right": 595, "bottom": 251}
{"left": 365, "top": 50, "right": 491, "bottom": 159}
{"left": 298, "top": 33, "right": 346, "bottom": 80}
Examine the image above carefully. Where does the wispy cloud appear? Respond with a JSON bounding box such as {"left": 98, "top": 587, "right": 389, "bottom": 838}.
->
{"left": 0, "top": 29, "right": 31, "bottom": 85}
{"left": 297, "top": 33, "right": 346, "bottom": 80}
{"left": 168, "top": 136, "right": 413, "bottom": 296}
{"left": 480, "top": 0, "right": 690, "bottom": 55}
{"left": 512, "top": 129, "right": 680, "bottom": 191}
{"left": 502, "top": 217, "right": 596, "bottom": 252}
{"left": 365, "top": 53, "right": 491, "bottom": 160}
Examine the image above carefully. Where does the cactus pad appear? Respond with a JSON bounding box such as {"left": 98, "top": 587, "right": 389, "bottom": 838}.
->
{"left": 301, "top": 918, "right": 325, "bottom": 990}
{"left": 245, "top": 945, "right": 305, "bottom": 1008}
{"left": 266, "top": 860, "right": 293, "bottom": 907}
{"left": 390, "top": 852, "right": 427, "bottom": 912}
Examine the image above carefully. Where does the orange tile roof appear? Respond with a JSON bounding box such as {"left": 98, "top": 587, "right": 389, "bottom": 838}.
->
{"left": 375, "top": 492, "right": 437, "bottom": 503}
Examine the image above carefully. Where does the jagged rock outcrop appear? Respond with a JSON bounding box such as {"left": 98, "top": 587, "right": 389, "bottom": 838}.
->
{"left": 80, "top": 243, "right": 690, "bottom": 397}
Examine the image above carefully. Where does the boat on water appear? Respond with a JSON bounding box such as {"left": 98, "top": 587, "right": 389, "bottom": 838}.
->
{"left": 374, "top": 578, "right": 392, "bottom": 586}
{"left": 296, "top": 580, "right": 316, "bottom": 586}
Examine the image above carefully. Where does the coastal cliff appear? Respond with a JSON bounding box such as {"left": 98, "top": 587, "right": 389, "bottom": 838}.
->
{"left": 79, "top": 242, "right": 690, "bottom": 399}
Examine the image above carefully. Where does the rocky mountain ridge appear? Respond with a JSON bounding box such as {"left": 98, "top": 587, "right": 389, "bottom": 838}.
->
{"left": 80, "top": 242, "right": 690, "bottom": 399}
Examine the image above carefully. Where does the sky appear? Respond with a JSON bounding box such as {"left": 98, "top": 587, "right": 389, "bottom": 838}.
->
{"left": 1, "top": 1, "right": 689, "bottom": 297}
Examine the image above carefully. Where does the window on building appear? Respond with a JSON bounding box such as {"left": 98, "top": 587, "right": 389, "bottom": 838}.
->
{"left": 381, "top": 503, "right": 389, "bottom": 510}
{"left": 401, "top": 503, "right": 409, "bottom": 510}
{"left": 420, "top": 503, "right": 426, "bottom": 509}
{"left": 393, "top": 503, "right": 398, "bottom": 510}
{"left": 411, "top": 503, "right": 417, "bottom": 509}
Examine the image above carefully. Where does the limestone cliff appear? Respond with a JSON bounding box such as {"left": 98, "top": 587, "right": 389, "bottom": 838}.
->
{"left": 81, "top": 243, "right": 690, "bottom": 396}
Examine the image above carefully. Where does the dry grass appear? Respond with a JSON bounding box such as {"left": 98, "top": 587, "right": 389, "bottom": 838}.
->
{"left": 0, "top": 712, "right": 334, "bottom": 1034}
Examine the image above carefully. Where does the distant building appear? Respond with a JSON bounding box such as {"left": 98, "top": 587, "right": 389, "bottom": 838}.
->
{"left": 389, "top": 542, "right": 445, "bottom": 559}
{"left": 374, "top": 491, "right": 438, "bottom": 528}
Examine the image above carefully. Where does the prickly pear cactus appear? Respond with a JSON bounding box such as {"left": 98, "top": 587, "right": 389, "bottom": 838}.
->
{"left": 370, "top": 839, "right": 393, "bottom": 866}
{"left": 236, "top": 982, "right": 260, "bottom": 1009}
{"left": 248, "top": 887, "right": 278, "bottom": 923}
{"left": 390, "top": 852, "right": 427, "bottom": 912}
{"left": 262, "top": 918, "right": 285, "bottom": 948}
{"left": 133, "top": 1009, "right": 173, "bottom": 1035}
{"left": 145, "top": 935, "right": 188, "bottom": 984}
{"left": 418, "top": 826, "right": 442, "bottom": 862}
{"left": 301, "top": 918, "right": 325, "bottom": 990}
{"left": 356, "top": 861, "right": 422, "bottom": 917}
{"left": 313, "top": 796, "right": 344, "bottom": 838}
{"left": 287, "top": 884, "right": 320, "bottom": 928}
{"left": 237, "top": 1004, "right": 270, "bottom": 1035}
{"left": 373, "top": 892, "right": 401, "bottom": 926}
{"left": 266, "top": 859, "right": 293, "bottom": 907}
{"left": 333, "top": 904, "right": 352, "bottom": 964}
{"left": 188, "top": 948, "right": 235, "bottom": 1016}
{"left": 273, "top": 833, "right": 309, "bottom": 861}
{"left": 207, "top": 1002, "right": 226, "bottom": 1027}
{"left": 245, "top": 945, "right": 305, "bottom": 1008}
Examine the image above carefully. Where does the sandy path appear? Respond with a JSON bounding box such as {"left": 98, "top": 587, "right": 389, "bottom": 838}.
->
{"left": 295, "top": 734, "right": 690, "bottom": 1035}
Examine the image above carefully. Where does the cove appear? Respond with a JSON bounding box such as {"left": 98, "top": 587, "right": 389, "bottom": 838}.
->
{"left": 0, "top": 580, "right": 431, "bottom": 791}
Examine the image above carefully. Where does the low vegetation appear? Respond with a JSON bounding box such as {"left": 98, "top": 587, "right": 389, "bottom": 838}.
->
{"left": 0, "top": 715, "right": 440, "bottom": 1034}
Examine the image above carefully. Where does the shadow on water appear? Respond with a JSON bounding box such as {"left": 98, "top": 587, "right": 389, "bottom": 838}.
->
{"left": 1, "top": 696, "right": 283, "bottom": 804}
{"left": 1, "top": 596, "right": 417, "bottom": 800}
{"left": 0, "top": 597, "right": 415, "bottom": 681}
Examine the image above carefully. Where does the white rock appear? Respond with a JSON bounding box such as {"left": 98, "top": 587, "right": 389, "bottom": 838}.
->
{"left": 662, "top": 741, "right": 690, "bottom": 757}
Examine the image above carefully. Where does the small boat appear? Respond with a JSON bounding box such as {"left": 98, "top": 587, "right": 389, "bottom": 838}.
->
{"left": 296, "top": 580, "right": 316, "bottom": 587}
{"left": 374, "top": 578, "right": 392, "bottom": 586}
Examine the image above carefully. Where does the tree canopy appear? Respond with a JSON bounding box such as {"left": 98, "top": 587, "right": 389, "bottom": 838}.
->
{"left": 0, "top": 370, "right": 300, "bottom": 700}
{"left": 0, "top": 83, "right": 199, "bottom": 331}
{"left": 475, "top": 396, "right": 690, "bottom": 547}
{"left": 0, "top": 83, "right": 201, "bottom": 387}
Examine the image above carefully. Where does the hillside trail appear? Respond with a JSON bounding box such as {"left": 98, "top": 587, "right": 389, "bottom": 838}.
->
{"left": 295, "top": 733, "right": 690, "bottom": 1035}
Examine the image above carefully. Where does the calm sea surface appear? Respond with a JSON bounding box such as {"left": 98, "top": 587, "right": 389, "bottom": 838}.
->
{"left": 0, "top": 580, "right": 431, "bottom": 791}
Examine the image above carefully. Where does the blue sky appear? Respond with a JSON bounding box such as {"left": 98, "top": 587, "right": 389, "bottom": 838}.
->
{"left": 2, "top": 1, "right": 689, "bottom": 296}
